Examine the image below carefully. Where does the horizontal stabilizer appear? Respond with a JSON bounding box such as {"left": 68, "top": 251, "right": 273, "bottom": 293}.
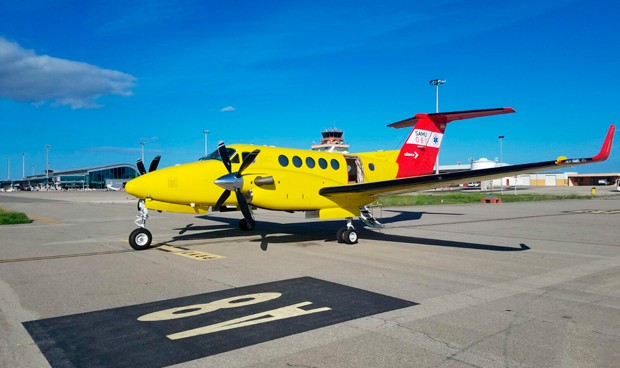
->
{"left": 388, "top": 107, "right": 515, "bottom": 129}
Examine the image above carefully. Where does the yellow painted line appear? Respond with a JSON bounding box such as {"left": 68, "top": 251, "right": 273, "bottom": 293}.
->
{"left": 27, "top": 214, "right": 64, "bottom": 225}
{"left": 157, "top": 245, "right": 225, "bottom": 261}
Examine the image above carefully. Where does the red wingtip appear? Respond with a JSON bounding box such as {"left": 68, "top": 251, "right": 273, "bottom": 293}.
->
{"left": 592, "top": 125, "right": 615, "bottom": 161}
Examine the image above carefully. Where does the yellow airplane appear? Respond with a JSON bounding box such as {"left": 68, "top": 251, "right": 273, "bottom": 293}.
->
{"left": 125, "top": 108, "right": 615, "bottom": 250}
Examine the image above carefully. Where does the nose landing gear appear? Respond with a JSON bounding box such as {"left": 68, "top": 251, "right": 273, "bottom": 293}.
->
{"left": 129, "top": 199, "right": 153, "bottom": 250}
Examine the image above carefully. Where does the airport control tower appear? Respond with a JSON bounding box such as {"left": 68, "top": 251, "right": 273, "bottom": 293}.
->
{"left": 311, "top": 128, "right": 350, "bottom": 153}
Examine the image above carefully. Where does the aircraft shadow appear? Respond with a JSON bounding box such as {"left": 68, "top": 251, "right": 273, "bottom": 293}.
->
{"left": 377, "top": 209, "right": 464, "bottom": 224}
{"left": 156, "top": 210, "right": 529, "bottom": 253}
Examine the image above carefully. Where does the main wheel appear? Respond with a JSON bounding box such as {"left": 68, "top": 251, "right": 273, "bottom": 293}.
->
{"left": 336, "top": 227, "right": 347, "bottom": 243}
{"left": 239, "top": 218, "right": 255, "bottom": 231}
{"left": 129, "top": 228, "right": 152, "bottom": 250}
{"left": 343, "top": 229, "right": 358, "bottom": 245}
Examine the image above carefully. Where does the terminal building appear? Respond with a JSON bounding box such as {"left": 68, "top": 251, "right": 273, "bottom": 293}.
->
{"left": 0, "top": 163, "right": 139, "bottom": 190}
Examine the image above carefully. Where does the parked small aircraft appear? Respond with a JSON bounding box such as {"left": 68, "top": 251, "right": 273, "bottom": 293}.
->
{"left": 106, "top": 184, "right": 121, "bottom": 191}
{"left": 125, "top": 108, "right": 615, "bottom": 250}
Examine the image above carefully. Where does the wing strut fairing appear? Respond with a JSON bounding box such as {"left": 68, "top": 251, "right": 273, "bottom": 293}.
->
{"left": 320, "top": 125, "right": 615, "bottom": 197}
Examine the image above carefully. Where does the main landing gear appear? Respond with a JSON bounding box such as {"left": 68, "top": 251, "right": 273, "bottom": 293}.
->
{"left": 337, "top": 218, "right": 358, "bottom": 245}
{"left": 129, "top": 199, "right": 153, "bottom": 250}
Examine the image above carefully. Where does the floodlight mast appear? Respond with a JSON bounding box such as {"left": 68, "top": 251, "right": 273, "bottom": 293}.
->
{"left": 498, "top": 135, "right": 505, "bottom": 193}
{"left": 203, "top": 130, "right": 210, "bottom": 156}
{"left": 429, "top": 79, "right": 446, "bottom": 113}
{"left": 140, "top": 141, "right": 145, "bottom": 163}
{"left": 45, "top": 144, "right": 50, "bottom": 187}
{"left": 429, "top": 79, "right": 446, "bottom": 174}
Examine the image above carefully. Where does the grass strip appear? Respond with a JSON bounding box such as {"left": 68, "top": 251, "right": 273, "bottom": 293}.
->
{"left": 0, "top": 207, "right": 31, "bottom": 225}
{"left": 377, "top": 193, "right": 589, "bottom": 206}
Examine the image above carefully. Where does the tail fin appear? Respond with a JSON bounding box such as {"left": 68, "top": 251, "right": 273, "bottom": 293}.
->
{"left": 389, "top": 108, "right": 515, "bottom": 178}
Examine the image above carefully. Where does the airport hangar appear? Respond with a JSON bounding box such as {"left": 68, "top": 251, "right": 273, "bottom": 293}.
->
{"left": 0, "top": 163, "right": 139, "bottom": 190}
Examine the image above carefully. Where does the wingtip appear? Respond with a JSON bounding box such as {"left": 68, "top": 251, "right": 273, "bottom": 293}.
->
{"left": 592, "top": 124, "right": 615, "bottom": 162}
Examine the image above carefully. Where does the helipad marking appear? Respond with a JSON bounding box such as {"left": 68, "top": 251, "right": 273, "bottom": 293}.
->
{"left": 157, "top": 245, "right": 225, "bottom": 261}
{"left": 23, "top": 277, "right": 416, "bottom": 368}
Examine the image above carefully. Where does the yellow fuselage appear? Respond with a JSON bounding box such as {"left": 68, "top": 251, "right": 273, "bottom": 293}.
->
{"left": 125, "top": 144, "right": 400, "bottom": 219}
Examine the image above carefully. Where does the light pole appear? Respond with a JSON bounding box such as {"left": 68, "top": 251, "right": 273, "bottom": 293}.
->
{"left": 429, "top": 79, "right": 446, "bottom": 174}
{"left": 140, "top": 141, "right": 145, "bottom": 162}
{"left": 45, "top": 144, "right": 50, "bottom": 186}
{"left": 203, "top": 130, "right": 210, "bottom": 156}
{"left": 22, "top": 152, "right": 25, "bottom": 179}
{"left": 498, "top": 135, "right": 504, "bottom": 193}
{"left": 429, "top": 79, "right": 446, "bottom": 113}
{"left": 7, "top": 157, "right": 10, "bottom": 181}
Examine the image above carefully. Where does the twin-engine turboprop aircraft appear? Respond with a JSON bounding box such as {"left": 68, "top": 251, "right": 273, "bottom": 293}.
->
{"left": 125, "top": 107, "right": 615, "bottom": 250}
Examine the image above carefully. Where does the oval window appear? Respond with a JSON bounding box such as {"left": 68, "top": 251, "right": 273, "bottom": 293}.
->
{"left": 369, "top": 163, "right": 376, "bottom": 171}
{"left": 306, "top": 157, "right": 316, "bottom": 168}
{"left": 278, "top": 155, "right": 289, "bottom": 167}
{"left": 330, "top": 159, "right": 340, "bottom": 170}
{"left": 318, "top": 158, "right": 328, "bottom": 169}
{"left": 292, "top": 156, "right": 302, "bottom": 168}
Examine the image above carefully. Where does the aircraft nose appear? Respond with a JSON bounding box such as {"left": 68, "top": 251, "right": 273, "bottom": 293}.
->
{"left": 125, "top": 175, "right": 147, "bottom": 198}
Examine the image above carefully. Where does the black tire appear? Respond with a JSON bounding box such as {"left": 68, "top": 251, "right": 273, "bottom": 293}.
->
{"left": 336, "top": 227, "right": 347, "bottom": 243}
{"left": 239, "top": 218, "right": 255, "bottom": 231}
{"left": 129, "top": 228, "right": 152, "bottom": 250}
{"left": 343, "top": 229, "right": 358, "bottom": 245}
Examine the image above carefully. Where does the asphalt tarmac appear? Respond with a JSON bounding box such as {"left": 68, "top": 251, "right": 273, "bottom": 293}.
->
{"left": 1, "top": 190, "right": 619, "bottom": 368}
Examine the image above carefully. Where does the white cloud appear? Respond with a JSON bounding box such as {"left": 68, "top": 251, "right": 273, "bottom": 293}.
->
{"left": 220, "top": 106, "right": 235, "bottom": 112}
{"left": 0, "top": 37, "right": 136, "bottom": 109}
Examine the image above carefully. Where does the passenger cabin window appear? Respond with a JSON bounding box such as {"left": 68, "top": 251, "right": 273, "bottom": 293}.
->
{"left": 369, "top": 163, "right": 376, "bottom": 171}
{"left": 306, "top": 157, "right": 315, "bottom": 168}
{"left": 330, "top": 159, "right": 340, "bottom": 170}
{"left": 278, "top": 155, "right": 289, "bottom": 167}
{"left": 293, "top": 156, "right": 302, "bottom": 168}
{"left": 318, "top": 158, "right": 328, "bottom": 169}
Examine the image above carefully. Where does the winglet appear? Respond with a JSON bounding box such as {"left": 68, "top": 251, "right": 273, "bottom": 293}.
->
{"left": 592, "top": 124, "right": 615, "bottom": 162}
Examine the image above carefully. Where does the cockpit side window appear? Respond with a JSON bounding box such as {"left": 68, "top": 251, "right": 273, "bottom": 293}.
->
{"left": 198, "top": 148, "right": 237, "bottom": 161}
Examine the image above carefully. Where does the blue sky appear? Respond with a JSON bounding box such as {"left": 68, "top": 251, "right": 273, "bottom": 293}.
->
{"left": 0, "top": 0, "right": 618, "bottom": 179}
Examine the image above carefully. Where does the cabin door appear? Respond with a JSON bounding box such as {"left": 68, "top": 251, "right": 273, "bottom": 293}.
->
{"left": 345, "top": 156, "right": 364, "bottom": 183}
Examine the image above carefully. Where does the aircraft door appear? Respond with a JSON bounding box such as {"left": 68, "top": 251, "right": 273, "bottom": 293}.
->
{"left": 345, "top": 156, "right": 364, "bottom": 183}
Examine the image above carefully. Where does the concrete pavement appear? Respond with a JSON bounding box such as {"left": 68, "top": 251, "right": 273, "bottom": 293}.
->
{"left": 1, "top": 190, "right": 619, "bottom": 367}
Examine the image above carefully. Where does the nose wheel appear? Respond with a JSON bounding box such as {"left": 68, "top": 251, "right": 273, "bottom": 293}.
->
{"left": 129, "top": 228, "right": 152, "bottom": 250}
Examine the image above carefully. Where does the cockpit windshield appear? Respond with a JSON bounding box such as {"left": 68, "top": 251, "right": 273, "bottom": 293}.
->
{"left": 198, "top": 148, "right": 237, "bottom": 162}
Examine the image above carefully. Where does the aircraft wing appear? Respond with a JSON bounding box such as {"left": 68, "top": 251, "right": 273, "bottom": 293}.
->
{"left": 319, "top": 125, "right": 615, "bottom": 197}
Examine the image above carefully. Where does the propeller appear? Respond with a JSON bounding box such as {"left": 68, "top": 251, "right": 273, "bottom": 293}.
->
{"left": 213, "top": 141, "right": 260, "bottom": 229}
{"left": 136, "top": 155, "right": 161, "bottom": 175}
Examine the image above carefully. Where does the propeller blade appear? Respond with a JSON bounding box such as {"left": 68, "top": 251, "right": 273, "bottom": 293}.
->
{"left": 235, "top": 189, "right": 255, "bottom": 228}
{"left": 236, "top": 149, "right": 260, "bottom": 178}
{"left": 218, "top": 141, "right": 232, "bottom": 174}
{"left": 136, "top": 159, "right": 147, "bottom": 175}
{"left": 213, "top": 190, "right": 231, "bottom": 211}
{"left": 148, "top": 155, "right": 161, "bottom": 173}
